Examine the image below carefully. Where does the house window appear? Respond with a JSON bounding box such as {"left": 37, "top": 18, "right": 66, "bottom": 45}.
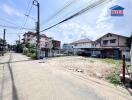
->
{"left": 103, "top": 40, "right": 108, "bottom": 45}
{"left": 110, "top": 39, "right": 116, "bottom": 43}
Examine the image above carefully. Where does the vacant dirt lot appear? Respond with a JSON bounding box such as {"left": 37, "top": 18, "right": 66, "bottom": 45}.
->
{"left": 42, "top": 56, "right": 122, "bottom": 80}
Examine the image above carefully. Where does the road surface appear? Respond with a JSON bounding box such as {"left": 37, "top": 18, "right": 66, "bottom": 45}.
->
{"left": 0, "top": 53, "right": 132, "bottom": 100}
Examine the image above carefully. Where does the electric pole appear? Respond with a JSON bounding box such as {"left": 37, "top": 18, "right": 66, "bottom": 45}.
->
{"left": 33, "top": 0, "right": 40, "bottom": 59}
{"left": 130, "top": 34, "right": 132, "bottom": 67}
{"left": 2, "top": 29, "right": 6, "bottom": 56}
{"left": 18, "top": 34, "right": 21, "bottom": 44}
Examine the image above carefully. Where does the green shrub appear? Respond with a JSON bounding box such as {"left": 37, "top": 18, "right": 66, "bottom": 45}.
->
{"left": 30, "top": 53, "right": 36, "bottom": 59}
{"left": 106, "top": 72, "right": 121, "bottom": 85}
{"left": 30, "top": 49, "right": 35, "bottom": 54}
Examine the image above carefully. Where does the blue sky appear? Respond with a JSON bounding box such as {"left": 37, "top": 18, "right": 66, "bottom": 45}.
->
{"left": 0, "top": 0, "right": 131, "bottom": 44}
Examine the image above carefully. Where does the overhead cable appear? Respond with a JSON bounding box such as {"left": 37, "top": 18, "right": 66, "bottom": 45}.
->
{"left": 40, "top": 0, "right": 111, "bottom": 32}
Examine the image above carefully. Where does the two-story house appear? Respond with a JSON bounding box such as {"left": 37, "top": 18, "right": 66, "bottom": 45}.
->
{"left": 23, "top": 31, "right": 61, "bottom": 57}
{"left": 94, "top": 33, "right": 130, "bottom": 59}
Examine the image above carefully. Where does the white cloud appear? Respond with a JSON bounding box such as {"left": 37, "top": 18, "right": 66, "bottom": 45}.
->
{"left": 2, "top": 4, "right": 23, "bottom": 17}
{"left": 56, "top": 22, "right": 97, "bottom": 43}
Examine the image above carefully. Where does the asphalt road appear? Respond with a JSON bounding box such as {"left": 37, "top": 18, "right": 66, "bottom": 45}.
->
{"left": 1, "top": 53, "right": 132, "bottom": 100}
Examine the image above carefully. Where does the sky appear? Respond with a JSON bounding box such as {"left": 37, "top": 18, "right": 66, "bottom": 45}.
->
{"left": 0, "top": 0, "right": 131, "bottom": 44}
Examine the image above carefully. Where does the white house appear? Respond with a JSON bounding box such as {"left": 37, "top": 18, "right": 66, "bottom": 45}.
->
{"left": 71, "top": 38, "right": 94, "bottom": 49}
{"left": 70, "top": 38, "right": 94, "bottom": 56}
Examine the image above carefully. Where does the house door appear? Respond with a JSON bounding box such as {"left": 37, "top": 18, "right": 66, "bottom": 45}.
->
{"left": 114, "top": 50, "right": 120, "bottom": 59}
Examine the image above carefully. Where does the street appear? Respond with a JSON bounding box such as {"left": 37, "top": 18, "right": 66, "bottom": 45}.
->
{"left": 0, "top": 52, "right": 131, "bottom": 100}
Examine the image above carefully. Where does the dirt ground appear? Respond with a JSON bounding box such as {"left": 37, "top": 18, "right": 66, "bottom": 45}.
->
{"left": 42, "top": 56, "right": 122, "bottom": 80}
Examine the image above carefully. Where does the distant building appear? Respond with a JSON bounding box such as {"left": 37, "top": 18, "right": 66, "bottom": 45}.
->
{"left": 23, "top": 31, "right": 61, "bottom": 57}
{"left": 69, "top": 38, "right": 94, "bottom": 56}
{"left": 52, "top": 40, "right": 61, "bottom": 50}
{"left": 71, "top": 38, "right": 94, "bottom": 49}
{"left": 62, "top": 44, "right": 74, "bottom": 55}
{"left": 63, "top": 44, "right": 73, "bottom": 50}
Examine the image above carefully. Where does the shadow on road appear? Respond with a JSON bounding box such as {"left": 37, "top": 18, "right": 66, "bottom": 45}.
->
{"left": 124, "top": 86, "right": 132, "bottom": 96}
{"left": 7, "top": 53, "right": 19, "bottom": 100}
{"left": 0, "top": 59, "right": 35, "bottom": 65}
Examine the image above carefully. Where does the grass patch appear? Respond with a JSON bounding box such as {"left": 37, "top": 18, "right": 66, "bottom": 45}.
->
{"left": 106, "top": 71, "right": 121, "bottom": 85}
{"left": 102, "top": 58, "right": 120, "bottom": 64}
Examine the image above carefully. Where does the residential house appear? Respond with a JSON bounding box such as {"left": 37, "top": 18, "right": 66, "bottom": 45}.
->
{"left": 94, "top": 33, "right": 130, "bottom": 59}
{"left": 23, "top": 32, "right": 35, "bottom": 44}
{"left": 23, "top": 31, "right": 61, "bottom": 57}
{"left": 71, "top": 38, "right": 94, "bottom": 48}
{"left": 63, "top": 44, "right": 73, "bottom": 50}
{"left": 62, "top": 44, "right": 74, "bottom": 55}
{"left": 70, "top": 38, "right": 94, "bottom": 56}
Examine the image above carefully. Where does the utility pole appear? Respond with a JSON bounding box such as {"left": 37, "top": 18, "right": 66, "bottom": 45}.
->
{"left": 33, "top": 0, "right": 40, "bottom": 59}
{"left": 2, "top": 29, "right": 6, "bottom": 56}
{"left": 130, "top": 33, "right": 132, "bottom": 66}
{"left": 122, "top": 55, "right": 126, "bottom": 83}
{"left": 18, "top": 34, "right": 21, "bottom": 44}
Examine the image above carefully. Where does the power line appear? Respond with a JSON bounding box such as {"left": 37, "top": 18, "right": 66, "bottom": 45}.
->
{"left": 40, "top": 0, "right": 111, "bottom": 33}
{"left": 0, "top": 18, "right": 18, "bottom": 26}
{"left": 25, "top": 0, "right": 32, "bottom": 14}
{"left": 40, "top": 0, "right": 79, "bottom": 26}
{"left": 0, "top": 24, "right": 35, "bottom": 30}
{"left": 0, "top": 0, "right": 33, "bottom": 31}
{"left": 18, "top": 0, "right": 34, "bottom": 34}
{"left": 21, "top": 4, "right": 33, "bottom": 30}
